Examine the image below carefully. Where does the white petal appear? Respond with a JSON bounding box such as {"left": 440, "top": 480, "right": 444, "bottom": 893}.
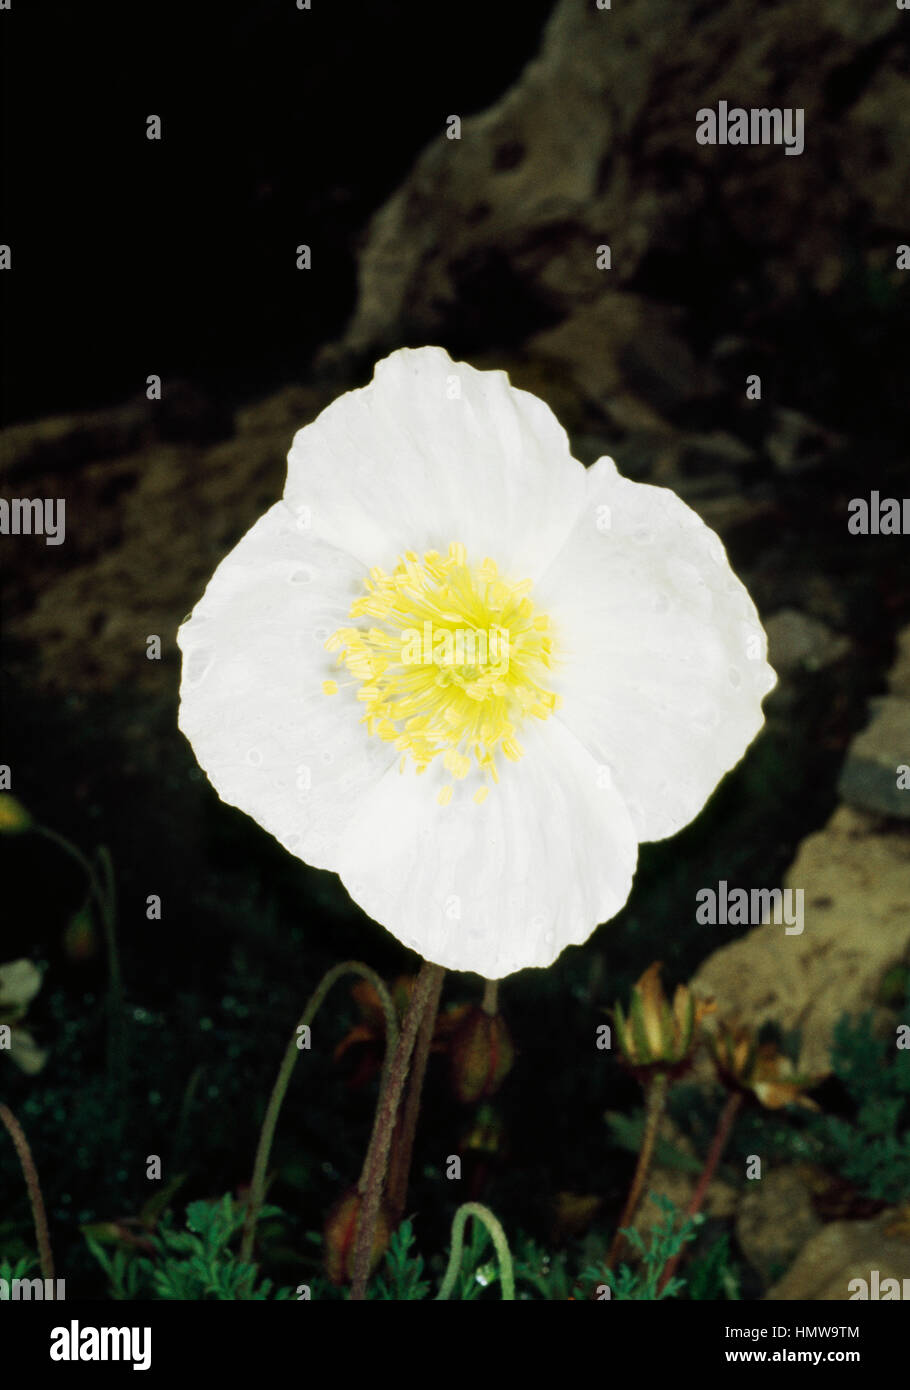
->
{"left": 537, "top": 457, "right": 777, "bottom": 842}
{"left": 177, "top": 502, "right": 396, "bottom": 868}
{"left": 285, "top": 346, "right": 587, "bottom": 580}
{"left": 331, "top": 717, "right": 638, "bottom": 976}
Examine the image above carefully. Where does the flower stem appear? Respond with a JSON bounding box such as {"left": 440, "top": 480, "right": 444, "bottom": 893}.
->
{"left": 96, "top": 845, "right": 126, "bottom": 1100}
{"left": 385, "top": 964, "right": 445, "bottom": 1223}
{"left": 481, "top": 978, "right": 499, "bottom": 1015}
{"left": 240, "top": 961, "right": 398, "bottom": 1266}
{"left": 606, "top": 1071, "right": 669, "bottom": 1270}
{"left": 350, "top": 960, "right": 445, "bottom": 1300}
{"left": 0, "top": 1103, "right": 54, "bottom": 1281}
{"left": 435, "top": 1202, "right": 515, "bottom": 1300}
{"left": 35, "top": 826, "right": 126, "bottom": 1102}
{"left": 656, "top": 1090, "right": 742, "bottom": 1295}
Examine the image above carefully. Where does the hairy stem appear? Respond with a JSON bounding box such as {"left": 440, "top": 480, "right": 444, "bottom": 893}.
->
{"left": 607, "top": 1071, "right": 670, "bottom": 1270}
{"left": 350, "top": 961, "right": 444, "bottom": 1300}
{"left": 656, "top": 1090, "right": 743, "bottom": 1295}
{"left": 35, "top": 826, "right": 126, "bottom": 1100}
{"left": 435, "top": 1202, "right": 514, "bottom": 1301}
{"left": 240, "top": 961, "right": 398, "bottom": 1266}
{"left": 481, "top": 978, "right": 499, "bottom": 1015}
{"left": 0, "top": 1104, "right": 54, "bottom": 1281}
{"left": 96, "top": 845, "right": 126, "bottom": 1100}
{"left": 386, "top": 965, "right": 445, "bottom": 1223}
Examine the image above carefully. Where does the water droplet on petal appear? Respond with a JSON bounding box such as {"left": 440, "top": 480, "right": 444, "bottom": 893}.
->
{"left": 245, "top": 748, "right": 263, "bottom": 767}
{"left": 290, "top": 566, "right": 314, "bottom": 584}
{"left": 728, "top": 666, "right": 742, "bottom": 687}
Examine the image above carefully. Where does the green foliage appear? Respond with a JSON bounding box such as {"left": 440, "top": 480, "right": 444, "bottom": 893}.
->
{"left": 84, "top": 1195, "right": 295, "bottom": 1300}
{"left": 513, "top": 1236, "right": 576, "bottom": 1300}
{"left": 599, "top": 1193, "right": 703, "bottom": 1300}
{"left": 0, "top": 1253, "right": 39, "bottom": 1285}
{"left": 497, "top": 1197, "right": 711, "bottom": 1301}
{"left": 684, "top": 1233, "right": 741, "bottom": 1301}
{"left": 809, "top": 1013, "right": 910, "bottom": 1203}
{"left": 305, "top": 1212, "right": 509, "bottom": 1301}
{"left": 370, "top": 1220, "right": 431, "bottom": 1301}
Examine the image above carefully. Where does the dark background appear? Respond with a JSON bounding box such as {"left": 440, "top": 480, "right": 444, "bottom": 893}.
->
{"left": 1, "top": 0, "right": 908, "bottom": 1301}
{"left": 0, "top": 0, "right": 555, "bottom": 424}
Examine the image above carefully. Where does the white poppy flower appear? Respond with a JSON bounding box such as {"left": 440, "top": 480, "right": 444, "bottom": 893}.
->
{"left": 178, "top": 347, "right": 776, "bottom": 978}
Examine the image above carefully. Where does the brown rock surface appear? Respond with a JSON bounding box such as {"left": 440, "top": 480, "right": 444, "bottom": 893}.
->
{"left": 325, "top": 0, "right": 908, "bottom": 368}
{"left": 736, "top": 1166, "right": 823, "bottom": 1285}
{"left": 765, "top": 1209, "right": 910, "bottom": 1300}
{"left": 0, "top": 385, "right": 334, "bottom": 695}
{"left": 691, "top": 806, "right": 910, "bottom": 1077}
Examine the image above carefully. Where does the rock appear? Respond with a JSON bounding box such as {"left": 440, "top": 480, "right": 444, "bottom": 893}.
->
{"left": 4, "top": 434, "right": 286, "bottom": 695}
{"left": 765, "top": 1209, "right": 910, "bottom": 1300}
{"left": 736, "top": 1167, "right": 823, "bottom": 1285}
{"left": 838, "top": 697, "right": 910, "bottom": 819}
{"left": 0, "top": 376, "right": 343, "bottom": 697}
{"left": 0, "top": 383, "right": 231, "bottom": 481}
{"left": 323, "top": 0, "right": 907, "bottom": 379}
{"left": 522, "top": 294, "right": 721, "bottom": 424}
{"left": 691, "top": 806, "right": 910, "bottom": 1077}
{"left": 0, "top": 400, "right": 155, "bottom": 481}
{"left": 765, "top": 609, "right": 851, "bottom": 676}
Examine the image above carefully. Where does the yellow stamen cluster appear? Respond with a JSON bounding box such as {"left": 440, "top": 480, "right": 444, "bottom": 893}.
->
{"left": 324, "top": 542, "right": 560, "bottom": 803}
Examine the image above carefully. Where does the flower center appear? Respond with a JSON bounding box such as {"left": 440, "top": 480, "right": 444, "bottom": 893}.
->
{"left": 324, "top": 542, "right": 560, "bottom": 803}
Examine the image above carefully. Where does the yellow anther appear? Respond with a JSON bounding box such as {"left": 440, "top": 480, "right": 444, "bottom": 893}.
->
{"left": 324, "top": 543, "right": 559, "bottom": 796}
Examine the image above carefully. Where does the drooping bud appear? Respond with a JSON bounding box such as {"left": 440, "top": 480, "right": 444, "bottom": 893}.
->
{"left": 0, "top": 794, "right": 32, "bottom": 834}
{"left": 64, "top": 904, "right": 98, "bottom": 961}
{"left": 323, "top": 1188, "right": 392, "bottom": 1285}
{"left": 449, "top": 1005, "right": 515, "bottom": 1104}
